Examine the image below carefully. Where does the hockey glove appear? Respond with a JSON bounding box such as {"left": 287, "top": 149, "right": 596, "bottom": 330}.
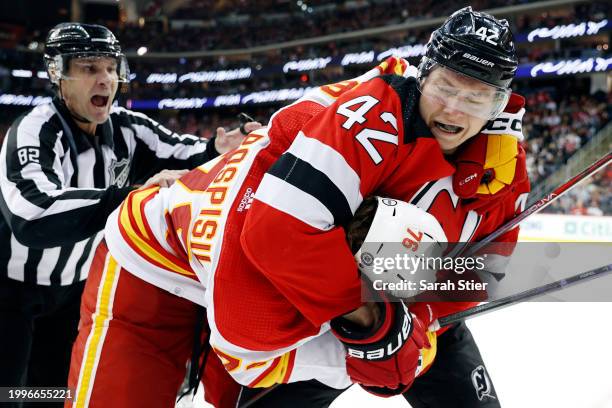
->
{"left": 453, "top": 93, "right": 528, "bottom": 206}
{"left": 331, "top": 299, "right": 433, "bottom": 397}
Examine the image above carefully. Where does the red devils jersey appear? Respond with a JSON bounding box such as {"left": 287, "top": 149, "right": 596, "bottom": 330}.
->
{"left": 103, "top": 57, "right": 529, "bottom": 388}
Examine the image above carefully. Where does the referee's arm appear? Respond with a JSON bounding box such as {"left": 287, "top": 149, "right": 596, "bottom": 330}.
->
{"left": 117, "top": 108, "right": 220, "bottom": 182}
{"left": 0, "top": 117, "right": 135, "bottom": 249}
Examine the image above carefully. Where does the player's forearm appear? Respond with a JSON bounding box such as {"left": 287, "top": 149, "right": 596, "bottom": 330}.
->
{"left": 342, "top": 302, "right": 381, "bottom": 329}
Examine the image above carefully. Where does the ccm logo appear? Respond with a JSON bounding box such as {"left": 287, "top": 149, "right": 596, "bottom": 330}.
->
{"left": 347, "top": 311, "right": 412, "bottom": 360}
{"left": 486, "top": 117, "right": 522, "bottom": 133}
{"left": 459, "top": 173, "right": 478, "bottom": 186}
{"left": 462, "top": 53, "right": 495, "bottom": 67}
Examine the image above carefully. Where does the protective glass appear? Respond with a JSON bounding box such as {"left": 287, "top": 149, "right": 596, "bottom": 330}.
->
{"left": 47, "top": 53, "right": 130, "bottom": 84}
{"left": 417, "top": 59, "right": 510, "bottom": 120}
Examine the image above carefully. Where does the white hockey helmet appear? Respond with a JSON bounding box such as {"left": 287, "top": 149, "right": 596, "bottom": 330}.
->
{"left": 354, "top": 197, "right": 448, "bottom": 298}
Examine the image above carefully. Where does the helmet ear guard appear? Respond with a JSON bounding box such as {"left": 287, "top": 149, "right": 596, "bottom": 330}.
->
{"left": 45, "top": 56, "right": 62, "bottom": 85}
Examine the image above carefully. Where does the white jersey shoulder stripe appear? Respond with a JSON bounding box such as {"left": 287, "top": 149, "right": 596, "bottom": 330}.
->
{"left": 287, "top": 131, "right": 363, "bottom": 214}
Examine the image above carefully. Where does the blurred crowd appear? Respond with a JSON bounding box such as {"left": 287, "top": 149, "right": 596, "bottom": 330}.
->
{"left": 3, "top": 0, "right": 608, "bottom": 102}
{"left": 543, "top": 165, "right": 611, "bottom": 216}
{"left": 11, "top": 1, "right": 608, "bottom": 60}
{"left": 118, "top": 0, "right": 527, "bottom": 52}
{"left": 80, "top": 0, "right": 612, "bottom": 100}
{"left": 521, "top": 89, "right": 610, "bottom": 186}
{"left": 113, "top": 0, "right": 607, "bottom": 53}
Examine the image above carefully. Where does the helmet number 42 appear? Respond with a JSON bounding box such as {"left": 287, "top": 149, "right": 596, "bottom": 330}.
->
{"left": 336, "top": 95, "right": 398, "bottom": 165}
{"left": 474, "top": 26, "right": 499, "bottom": 46}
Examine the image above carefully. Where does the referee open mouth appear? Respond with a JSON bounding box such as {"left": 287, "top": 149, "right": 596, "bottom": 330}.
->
{"left": 91, "top": 95, "right": 109, "bottom": 108}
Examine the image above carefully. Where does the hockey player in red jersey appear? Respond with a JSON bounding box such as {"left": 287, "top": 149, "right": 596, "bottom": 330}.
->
{"left": 67, "top": 7, "right": 528, "bottom": 408}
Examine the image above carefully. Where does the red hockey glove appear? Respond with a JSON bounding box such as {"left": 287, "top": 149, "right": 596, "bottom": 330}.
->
{"left": 331, "top": 300, "right": 433, "bottom": 397}
{"left": 453, "top": 93, "right": 528, "bottom": 205}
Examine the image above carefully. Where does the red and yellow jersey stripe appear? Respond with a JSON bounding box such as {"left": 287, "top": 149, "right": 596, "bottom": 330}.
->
{"left": 117, "top": 186, "right": 195, "bottom": 278}
{"left": 212, "top": 346, "right": 297, "bottom": 388}
{"left": 246, "top": 350, "right": 297, "bottom": 388}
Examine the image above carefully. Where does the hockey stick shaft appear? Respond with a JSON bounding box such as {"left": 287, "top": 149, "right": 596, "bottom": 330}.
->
{"left": 466, "top": 152, "right": 611, "bottom": 255}
{"left": 437, "top": 263, "right": 612, "bottom": 327}
{"left": 440, "top": 152, "right": 612, "bottom": 325}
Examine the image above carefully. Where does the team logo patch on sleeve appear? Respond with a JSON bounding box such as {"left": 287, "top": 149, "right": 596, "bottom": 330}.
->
{"left": 471, "top": 365, "right": 496, "bottom": 401}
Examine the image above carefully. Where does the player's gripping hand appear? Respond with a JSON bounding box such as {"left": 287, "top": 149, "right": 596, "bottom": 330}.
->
{"left": 214, "top": 121, "right": 262, "bottom": 154}
{"left": 141, "top": 169, "right": 189, "bottom": 188}
{"left": 331, "top": 298, "right": 432, "bottom": 397}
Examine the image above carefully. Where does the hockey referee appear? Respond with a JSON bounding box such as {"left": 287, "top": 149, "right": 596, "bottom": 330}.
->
{"left": 0, "top": 22, "right": 260, "bottom": 403}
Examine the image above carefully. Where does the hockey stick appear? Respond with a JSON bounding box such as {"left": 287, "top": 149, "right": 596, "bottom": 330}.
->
{"left": 437, "top": 263, "right": 612, "bottom": 327}
{"left": 465, "top": 151, "right": 611, "bottom": 256}
{"left": 431, "top": 151, "right": 612, "bottom": 326}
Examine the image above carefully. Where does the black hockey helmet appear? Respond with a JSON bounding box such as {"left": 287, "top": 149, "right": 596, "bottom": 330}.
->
{"left": 44, "top": 23, "right": 130, "bottom": 84}
{"left": 417, "top": 7, "right": 517, "bottom": 120}
{"left": 421, "top": 6, "right": 517, "bottom": 89}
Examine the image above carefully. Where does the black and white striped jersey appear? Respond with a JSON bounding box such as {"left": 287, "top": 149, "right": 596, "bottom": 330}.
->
{"left": 0, "top": 98, "right": 218, "bottom": 285}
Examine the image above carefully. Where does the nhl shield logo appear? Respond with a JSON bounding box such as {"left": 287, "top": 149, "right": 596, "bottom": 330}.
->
{"left": 471, "top": 365, "right": 496, "bottom": 401}
{"left": 108, "top": 158, "right": 130, "bottom": 187}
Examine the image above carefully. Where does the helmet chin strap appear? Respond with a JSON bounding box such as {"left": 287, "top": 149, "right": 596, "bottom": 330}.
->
{"left": 58, "top": 79, "right": 93, "bottom": 124}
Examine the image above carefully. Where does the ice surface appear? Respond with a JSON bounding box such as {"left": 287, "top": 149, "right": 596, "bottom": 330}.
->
{"left": 188, "top": 302, "right": 612, "bottom": 408}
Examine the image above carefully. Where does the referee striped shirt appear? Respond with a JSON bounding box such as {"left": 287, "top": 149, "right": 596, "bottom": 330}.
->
{"left": 0, "top": 98, "right": 218, "bottom": 285}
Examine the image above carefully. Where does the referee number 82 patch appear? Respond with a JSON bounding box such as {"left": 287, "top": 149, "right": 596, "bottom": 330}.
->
{"left": 16, "top": 147, "right": 40, "bottom": 166}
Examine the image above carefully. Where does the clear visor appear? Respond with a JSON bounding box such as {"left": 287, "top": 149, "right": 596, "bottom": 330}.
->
{"left": 47, "top": 53, "right": 130, "bottom": 84}
{"left": 417, "top": 60, "right": 510, "bottom": 120}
